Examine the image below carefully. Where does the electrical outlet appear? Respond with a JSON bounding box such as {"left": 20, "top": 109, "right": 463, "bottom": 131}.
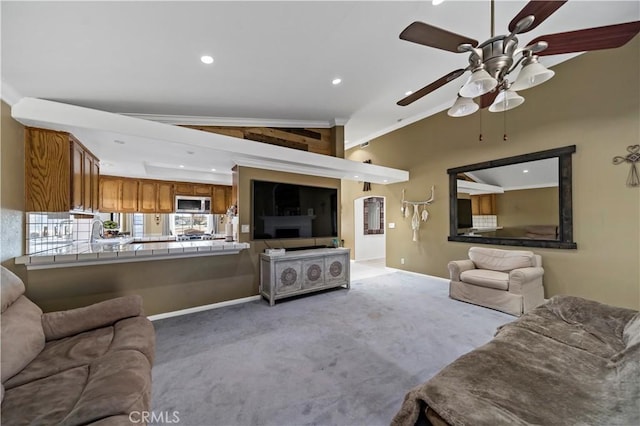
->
{"left": 401, "top": 258, "right": 405, "bottom": 265}
{"left": 241, "top": 224, "right": 250, "bottom": 233}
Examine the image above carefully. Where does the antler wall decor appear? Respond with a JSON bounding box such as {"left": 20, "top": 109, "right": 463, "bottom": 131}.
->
{"left": 613, "top": 145, "right": 640, "bottom": 187}
{"left": 401, "top": 185, "right": 435, "bottom": 242}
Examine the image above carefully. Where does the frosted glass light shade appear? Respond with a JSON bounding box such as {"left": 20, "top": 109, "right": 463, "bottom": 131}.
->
{"left": 511, "top": 61, "right": 555, "bottom": 91}
{"left": 459, "top": 68, "right": 498, "bottom": 98}
{"left": 447, "top": 96, "right": 479, "bottom": 117}
{"left": 489, "top": 89, "right": 524, "bottom": 112}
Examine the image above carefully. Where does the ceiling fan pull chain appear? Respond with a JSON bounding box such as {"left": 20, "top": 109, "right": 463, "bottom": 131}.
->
{"left": 503, "top": 110, "right": 508, "bottom": 141}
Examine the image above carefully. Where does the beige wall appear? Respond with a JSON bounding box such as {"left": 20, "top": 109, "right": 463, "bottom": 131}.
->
{"left": 1, "top": 101, "right": 26, "bottom": 281}
{"left": 342, "top": 37, "right": 640, "bottom": 309}
{"left": 496, "top": 187, "right": 558, "bottom": 228}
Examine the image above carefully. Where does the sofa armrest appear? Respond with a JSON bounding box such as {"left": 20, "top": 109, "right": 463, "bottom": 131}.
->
{"left": 508, "top": 267, "right": 544, "bottom": 294}
{"left": 41, "top": 295, "right": 143, "bottom": 341}
{"left": 448, "top": 260, "right": 475, "bottom": 281}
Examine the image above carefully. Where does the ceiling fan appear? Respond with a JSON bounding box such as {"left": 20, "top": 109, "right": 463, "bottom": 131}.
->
{"left": 397, "top": 0, "right": 640, "bottom": 117}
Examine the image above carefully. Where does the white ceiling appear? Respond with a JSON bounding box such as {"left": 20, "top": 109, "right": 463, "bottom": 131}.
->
{"left": 467, "top": 158, "right": 559, "bottom": 192}
{"left": 2, "top": 1, "right": 639, "bottom": 184}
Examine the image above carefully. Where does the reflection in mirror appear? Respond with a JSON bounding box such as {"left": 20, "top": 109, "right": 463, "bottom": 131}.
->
{"left": 457, "top": 158, "right": 559, "bottom": 240}
{"left": 448, "top": 146, "right": 577, "bottom": 249}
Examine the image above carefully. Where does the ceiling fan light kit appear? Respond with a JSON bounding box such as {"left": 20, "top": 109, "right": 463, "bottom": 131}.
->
{"left": 447, "top": 96, "right": 479, "bottom": 117}
{"left": 488, "top": 89, "right": 525, "bottom": 113}
{"left": 396, "top": 0, "right": 640, "bottom": 118}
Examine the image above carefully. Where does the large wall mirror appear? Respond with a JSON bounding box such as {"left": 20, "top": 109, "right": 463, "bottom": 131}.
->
{"left": 448, "top": 145, "right": 577, "bottom": 249}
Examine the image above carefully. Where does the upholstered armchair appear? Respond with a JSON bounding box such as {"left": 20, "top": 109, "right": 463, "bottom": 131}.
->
{"left": 448, "top": 247, "right": 545, "bottom": 316}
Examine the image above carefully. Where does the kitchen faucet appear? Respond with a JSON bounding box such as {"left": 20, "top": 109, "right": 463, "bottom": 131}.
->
{"left": 90, "top": 219, "right": 104, "bottom": 242}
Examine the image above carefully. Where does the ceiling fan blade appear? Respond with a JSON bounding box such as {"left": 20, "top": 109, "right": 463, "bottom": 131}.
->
{"left": 508, "top": 1, "right": 568, "bottom": 34}
{"left": 400, "top": 21, "right": 477, "bottom": 53}
{"left": 397, "top": 69, "right": 466, "bottom": 107}
{"left": 531, "top": 21, "right": 640, "bottom": 56}
{"left": 479, "top": 90, "right": 498, "bottom": 109}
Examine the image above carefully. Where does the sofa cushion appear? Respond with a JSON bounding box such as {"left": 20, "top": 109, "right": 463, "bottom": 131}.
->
{"left": 1, "top": 296, "right": 45, "bottom": 383}
{"left": 468, "top": 247, "right": 535, "bottom": 271}
{"left": 460, "top": 269, "right": 509, "bottom": 290}
{"left": 1, "top": 365, "right": 89, "bottom": 425}
{"left": 4, "top": 326, "right": 114, "bottom": 389}
{"left": 1, "top": 266, "right": 25, "bottom": 313}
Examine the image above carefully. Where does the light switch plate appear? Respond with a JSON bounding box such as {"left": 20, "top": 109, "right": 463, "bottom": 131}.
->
{"left": 388, "top": 222, "right": 396, "bottom": 229}
{"left": 241, "top": 224, "right": 250, "bottom": 233}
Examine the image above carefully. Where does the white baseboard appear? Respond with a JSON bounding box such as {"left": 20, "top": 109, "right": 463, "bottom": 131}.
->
{"left": 148, "top": 295, "right": 262, "bottom": 321}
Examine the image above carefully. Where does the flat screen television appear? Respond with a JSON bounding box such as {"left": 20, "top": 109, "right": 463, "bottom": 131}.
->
{"left": 457, "top": 198, "right": 473, "bottom": 229}
{"left": 252, "top": 180, "right": 338, "bottom": 240}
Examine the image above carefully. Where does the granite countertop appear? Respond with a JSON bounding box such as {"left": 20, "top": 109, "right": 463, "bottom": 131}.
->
{"left": 16, "top": 239, "right": 250, "bottom": 270}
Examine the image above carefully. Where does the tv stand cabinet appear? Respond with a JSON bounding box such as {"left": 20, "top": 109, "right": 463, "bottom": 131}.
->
{"left": 260, "top": 248, "right": 350, "bottom": 306}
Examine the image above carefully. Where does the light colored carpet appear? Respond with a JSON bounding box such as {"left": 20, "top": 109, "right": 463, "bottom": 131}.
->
{"left": 150, "top": 271, "right": 513, "bottom": 426}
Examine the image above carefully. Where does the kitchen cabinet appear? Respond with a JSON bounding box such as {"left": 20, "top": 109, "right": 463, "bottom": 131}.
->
{"left": 139, "top": 180, "right": 174, "bottom": 213}
{"left": 471, "top": 194, "right": 497, "bottom": 215}
{"left": 175, "top": 182, "right": 195, "bottom": 195}
{"left": 175, "top": 182, "right": 212, "bottom": 196}
{"left": 99, "top": 176, "right": 138, "bottom": 213}
{"left": 25, "top": 128, "right": 100, "bottom": 213}
{"left": 212, "top": 185, "right": 231, "bottom": 214}
{"left": 194, "top": 184, "right": 212, "bottom": 196}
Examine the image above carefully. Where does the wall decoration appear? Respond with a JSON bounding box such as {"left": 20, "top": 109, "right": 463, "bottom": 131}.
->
{"left": 363, "top": 159, "right": 372, "bottom": 191}
{"left": 364, "top": 197, "right": 384, "bottom": 235}
{"left": 401, "top": 186, "right": 435, "bottom": 242}
{"left": 613, "top": 145, "right": 640, "bottom": 187}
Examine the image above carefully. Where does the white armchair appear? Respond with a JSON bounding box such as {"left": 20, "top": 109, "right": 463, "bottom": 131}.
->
{"left": 448, "top": 247, "right": 545, "bottom": 316}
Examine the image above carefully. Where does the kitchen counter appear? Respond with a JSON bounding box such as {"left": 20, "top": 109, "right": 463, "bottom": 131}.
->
{"left": 15, "top": 239, "right": 250, "bottom": 270}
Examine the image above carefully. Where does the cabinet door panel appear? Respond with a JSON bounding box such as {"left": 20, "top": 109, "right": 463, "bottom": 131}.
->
{"left": 175, "top": 183, "right": 194, "bottom": 195}
{"left": 212, "top": 185, "right": 229, "bottom": 214}
{"left": 70, "top": 141, "right": 84, "bottom": 211}
{"left": 139, "top": 182, "right": 157, "bottom": 213}
{"left": 274, "top": 261, "right": 303, "bottom": 294}
{"left": 194, "top": 184, "right": 212, "bottom": 196}
{"left": 157, "top": 182, "right": 175, "bottom": 213}
{"left": 83, "top": 153, "right": 92, "bottom": 212}
{"left": 302, "top": 258, "right": 325, "bottom": 289}
{"left": 99, "top": 178, "right": 120, "bottom": 211}
{"left": 91, "top": 160, "right": 100, "bottom": 212}
{"left": 324, "top": 255, "right": 348, "bottom": 284}
{"left": 120, "top": 179, "right": 139, "bottom": 212}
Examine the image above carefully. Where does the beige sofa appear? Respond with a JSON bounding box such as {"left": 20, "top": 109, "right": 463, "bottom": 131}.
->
{"left": 448, "top": 247, "right": 544, "bottom": 316}
{"left": 392, "top": 295, "right": 640, "bottom": 426}
{"left": 1, "top": 266, "right": 155, "bottom": 425}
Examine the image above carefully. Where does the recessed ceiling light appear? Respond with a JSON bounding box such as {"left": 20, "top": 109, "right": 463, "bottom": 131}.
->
{"left": 383, "top": 179, "right": 388, "bottom": 183}
{"left": 405, "top": 91, "right": 413, "bottom": 96}
{"left": 432, "top": 0, "right": 446, "bottom": 5}
{"left": 201, "top": 55, "right": 214, "bottom": 64}
{"left": 179, "top": 165, "right": 185, "bottom": 168}
{"left": 523, "top": 169, "right": 529, "bottom": 173}
{"left": 211, "top": 168, "right": 216, "bottom": 172}
{"left": 354, "top": 175, "right": 359, "bottom": 178}
{"left": 332, "top": 78, "right": 342, "bottom": 85}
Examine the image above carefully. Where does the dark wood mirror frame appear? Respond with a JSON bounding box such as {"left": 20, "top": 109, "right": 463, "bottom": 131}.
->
{"left": 447, "top": 145, "right": 577, "bottom": 249}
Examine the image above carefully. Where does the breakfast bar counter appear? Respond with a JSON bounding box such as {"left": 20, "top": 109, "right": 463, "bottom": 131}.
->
{"left": 15, "top": 239, "right": 250, "bottom": 270}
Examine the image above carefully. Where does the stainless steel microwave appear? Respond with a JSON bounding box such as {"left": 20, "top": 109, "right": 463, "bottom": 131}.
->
{"left": 175, "top": 196, "right": 211, "bottom": 214}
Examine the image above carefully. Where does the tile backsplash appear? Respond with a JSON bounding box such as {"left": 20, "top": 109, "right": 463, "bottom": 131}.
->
{"left": 472, "top": 215, "right": 498, "bottom": 229}
{"left": 26, "top": 213, "right": 94, "bottom": 254}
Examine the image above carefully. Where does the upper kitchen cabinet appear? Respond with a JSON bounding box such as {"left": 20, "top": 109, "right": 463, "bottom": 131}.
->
{"left": 212, "top": 185, "right": 231, "bottom": 214}
{"left": 139, "top": 180, "right": 174, "bottom": 213}
{"left": 175, "top": 182, "right": 212, "bottom": 196}
{"left": 99, "top": 176, "right": 139, "bottom": 213}
{"left": 471, "top": 194, "right": 497, "bottom": 215}
{"left": 26, "top": 128, "right": 100, "bottom": 213}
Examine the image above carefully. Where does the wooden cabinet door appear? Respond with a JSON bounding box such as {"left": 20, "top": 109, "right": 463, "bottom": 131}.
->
{"left": 120, "top": 179, "right": 139, "bottom": 212}
{"left": 157, "top": 182, "right": 175, "bottom": 213}
{"left": 471, "top": 194, "right": 496, "bottom": 215}
{"left": 83, "top": 152, "right": 93, "bottom": 212}
{"left": 91, "top": 159, "right": 100, "bottom": 212}
{"left": 212, "top": 185, "right": 229, "bottom": 214}
{"left": 175, "top": 182, "right": 194, "bottom": 195}
{"left": 139, "top": 181, "right": 158, "bottom": 213}
{"left": 70, "top": 141, "right": 84, "bottom": 212}
{"left": 194, "top": 184, "right": 212, "bottom": 196}
{"left": 100, "top": 177, "right": 120, "bottom": 211}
